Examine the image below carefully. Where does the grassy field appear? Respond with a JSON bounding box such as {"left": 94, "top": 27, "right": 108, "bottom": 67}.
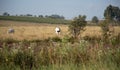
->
{"left": 0, "top": 20, "right": 68, "bottom": 40}
{"left": 0, "top": 20, "right": 120, "bottom": 70}
{"left": 0, "top": 20, "right": 120, "bottom": 40}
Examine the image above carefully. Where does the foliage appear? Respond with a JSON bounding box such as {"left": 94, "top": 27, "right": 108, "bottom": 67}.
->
{"left": 14, "top": 51, "right": 35, "bottom": 70}
{"left": 92, "top": 16, "right": 99, "bottom": 23}
{"left": 110, "top": 33, "right": 120, "bottom": 46}
{"left": 69, "top": 15, "right": 87, "bottom": 39}
{"left": 47, "top": 14, "right": 65, "bottom": 19}
{"left": 3, "top": 12, "right": 10, "bottom": 16}
{"left": 38, "top": 15, "right": 44, "bottom": 18}
{"left": 104, "top": 5, "right": 120, "bottom": 22}
{"left": 0, "top": 36, "right": 120, "bottom": 70}
{"left": 100, "top": 20, "right": 114, "bottom": 43}
{"left": 100, "top": 20, "right": 109, "bottom": 38}
{"left": 25, "top": 14, "right": 33, "bottom": 17}
{"left": 51, "top": 36, "right": 62, "bottom": 42}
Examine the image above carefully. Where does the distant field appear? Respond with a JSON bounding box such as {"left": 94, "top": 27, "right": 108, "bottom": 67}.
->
{"left": 0, "top": 16, "right": 70, "bottom": 24}
{"left": 0, "top": 20, "right": 120, "bottom": 40}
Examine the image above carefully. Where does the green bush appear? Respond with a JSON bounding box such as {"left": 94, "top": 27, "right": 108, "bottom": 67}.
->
{"left": 14, "top": 51, "right": 35, "bottom": 70}
{"left": 69, "top": 15, "right": 87, "bottom": 39}
{"left": 110, "top": 33, "right": 120, "bottom": 46}
{"left": 51, "top": 36, "right": 62, "bottom": 42}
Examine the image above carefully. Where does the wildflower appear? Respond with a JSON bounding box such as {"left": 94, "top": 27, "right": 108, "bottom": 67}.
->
{"left": 6, "top": 58, "right": 8, "bottom": 62}
{"left": 28, "top": 47, "right": 31, "bottom": 49}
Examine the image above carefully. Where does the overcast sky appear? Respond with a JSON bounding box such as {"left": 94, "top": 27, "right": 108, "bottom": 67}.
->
{"left": 0, "top": 0, "right": 120, "bottom": 20}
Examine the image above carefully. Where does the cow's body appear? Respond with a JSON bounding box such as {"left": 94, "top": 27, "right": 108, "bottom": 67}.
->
{"left": 55, "top": 27, "right": 61, "bottom": 35}
{"left": 8, "top": 28, "right": 15, "bottom": 34}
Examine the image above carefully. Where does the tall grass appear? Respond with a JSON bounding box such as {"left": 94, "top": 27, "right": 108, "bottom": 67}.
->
{"left": 0, "top": 35, "right": 120, "bottom": 70}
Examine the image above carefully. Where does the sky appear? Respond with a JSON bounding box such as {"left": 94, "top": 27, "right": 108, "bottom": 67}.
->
{"left": 0, "top": 0, "right": 120, "bottom": 20}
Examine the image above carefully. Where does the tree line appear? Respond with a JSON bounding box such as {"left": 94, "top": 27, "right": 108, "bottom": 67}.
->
{"left": 1, "top": 5, "right": 120, "bottom": 25}
{"left": 2, "top": 12, "right": 65, "bottom": 20}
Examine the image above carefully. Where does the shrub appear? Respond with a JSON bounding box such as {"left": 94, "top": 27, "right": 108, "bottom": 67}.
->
{"left": 100, "top": 20, "right": 114, "bottom": 43}
{"left": 14, "top": 51, "right": 35, "bottom": 70}
{"left": 83, "top": 36, "right": 102, "bottom": 43}
{"left": 51, "top": 36, "right": 62, "bottom": 42}
{"left": 69, "top": 15, "right": 87, "bottom": 39}
{"left": 3, "top": 38, "right": 19, "bottom": 44}
{"left": 110, "top": 33, "right": 120, "bottom": 46}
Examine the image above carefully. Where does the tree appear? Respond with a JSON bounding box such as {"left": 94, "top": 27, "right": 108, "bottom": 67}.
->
{"left": 69, "top": 15, "right": 87, "bottom": 39}
{"left": 46, "top": 14, "right": 65, "bottom": 19}
{"left": 3, "top": 12, "right": 10, "bottom": 16}
{"left": 100, "top": 20, "right": 114, "bottom": 43}
{"left": 114, "top": 7, "right": 120, "bottom": 22}
{"left": 38, "top": 15, "right": 44, "bottom": 18}
{"left": 26, "top": 14, "right": 32, "bottom": 17}
{"left": 104, "top": 5, "right": 114, "bottom": 21}
{"left": 45, "top": 15, "right": 49, "bottom": 18}
{"left": 104, "top": 5, "right": 120, "bottom": 22}
{"left": 100, "top": 20, "right": 109, "bottom": 40}
{"left": 92, "top": 16, "right": 99, "bottom": 23}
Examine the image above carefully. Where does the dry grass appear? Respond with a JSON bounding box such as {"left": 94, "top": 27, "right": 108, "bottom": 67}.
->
{"left": 83, "top": 26, "right": 120, "bottom": 37}
{"left": 0, "top": 20, "right": 68, "bottom": 40}
{"left": 0, "top": 20, "right": 120, "bottom": 40}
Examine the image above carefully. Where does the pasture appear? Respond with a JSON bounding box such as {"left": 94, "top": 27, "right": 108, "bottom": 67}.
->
{"left": 0, "top": 20, "right": 68, "bottom": 40}
{"left": 0, "top": 20, "right": 120, "bottom": 40}
{"left": 0, "top": 20, "right": 120, "bottom": 70}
